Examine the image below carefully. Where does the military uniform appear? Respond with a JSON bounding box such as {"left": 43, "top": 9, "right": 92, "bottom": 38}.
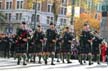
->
{"left": 92, "top": 35, "right": 102, "bottom": 64}
{"left": 16, "top": 27, "right": 30, "bottom": 65}
{"left": 55, "top": 34, "right": 62, "bottom": 62}
{"left": 81, "top": 30, "right": 93, "bottom": 65}
{"left": 33, "top": 30, "right": 44, "bottom": 53}
{"left": 45, "top": 29, "right": 57, "bottom": 52}
{"left": 43, "top": 28, "right": 57, "bottom": 65}
{"left": 61, "top": 32, "right": 73, "bottom": 53}
{"left": 61, "top": 30, "right": 73, "bottom": 63}
{"left": 30, "top": 30, "right": 44, "bottom": 63}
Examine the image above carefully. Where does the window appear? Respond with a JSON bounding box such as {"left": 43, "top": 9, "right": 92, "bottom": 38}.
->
{"left": 32, "top": 3, "right": 41, "bottom": 11}
{"left": 60, "top": 18, "right": 63, "bottom": 25}
{"left": 47, "top": 4, "right": 52, "bottom": 12}
{"left": 16, "top": 13, "right": 22, "bottom": 20}
{"left": 5, "top": 13, "right": 11, "bottom": 21}
{"left": 17, "top": 1, "right": 23, "bottom": 9}
{"left": 51, "top": 17, "right": 54, "bottom": 22}
{"left": 37, "top": 15, "right": 40, "bottom": 22}
{"left": 0, "top": 2, "right": 2, "bottom": 9}
{"left": 37, "top": 3, "right": 41, "bottom": 11}
{"left": 31, "top": 14, "right": 40, "bottom": 22}
{"left": 47, "top": 16, "right": 54, "bottom": 24}
{"left": 102, "top": 5, "right": 106, "bottom": 11}
{"left": 60, "top": 18, "right": 66, "bottom": 25}
{"left": 47, "top": 16, "right": 50, "bottom": 24}
{"left": 6, "top": 2, "right": 9, "bottom": 9}
{"left": 62, "top": 0, "right": 67, "bottom": 5}
{"left": 6, "top": 2, "right": 12, "bottom": 9}
{"left": 31, "top": 14, "right": 35, "bottom": 22}
{"left": 60, "top": 7, "right": 67, "bottom": 15}
{"left": 17, "top": 1, "right": 20, "bottom": 9}
{"left": 21, "top": 1, "right": 23, "bottom": 8}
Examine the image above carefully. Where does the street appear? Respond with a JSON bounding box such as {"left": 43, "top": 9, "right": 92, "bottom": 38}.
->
{"left": 0, "top": 58, "right": 107, "bottom": 71}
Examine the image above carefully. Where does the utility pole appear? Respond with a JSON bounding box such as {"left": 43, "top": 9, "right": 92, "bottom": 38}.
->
{"left": 34, "top": 0, "right": 37, "bottom": 30}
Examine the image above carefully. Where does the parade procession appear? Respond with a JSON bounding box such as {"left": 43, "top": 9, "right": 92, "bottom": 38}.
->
{"left": 0, "top": 0, "right": 108, "bottom": 71}
{"left": 0, "top": 21, "right": 107, "bottom": 66}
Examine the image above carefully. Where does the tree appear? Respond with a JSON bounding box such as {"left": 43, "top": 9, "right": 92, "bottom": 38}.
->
{"left": 52, "top": 0, "right": 60, "bottom": 24}
{"left": 27, "top": 0, "right": 45, "bottom": 9}
{"left": 0, "top": 12, "right": 6, "bottom": 24}
{"left": 74, "top": 13, "right": 100, "bottom": 36}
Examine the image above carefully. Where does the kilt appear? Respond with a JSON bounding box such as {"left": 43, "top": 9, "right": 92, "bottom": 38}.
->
{"left": 56, "top": 46, "right": 61, "bottom": 53}
{"left": 61, "top": 44, "right": 71, "bottom": 53}
{"left": 28, "top": 43, "right": 42, "bottom": 53}
{"left": 92, "top": 47, "right": 100, "bottom": 55}
{"left": 82, "top": 43, "right": 92, "bottom": 54}
{"left": 28, "top": 45, "right": 35, "bottom": 53}
{"left": 16, "top": 43, "right": 27, "bottom": 53}
{"left": 44, "top": 42, "right": 55, "bottom": 52}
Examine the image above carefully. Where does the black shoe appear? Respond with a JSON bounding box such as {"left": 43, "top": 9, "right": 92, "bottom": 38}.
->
{"left": 17, "top": 61, "right": 20, "bottom": 65}
{"left": 84, "top": 61, "right": 86, "bottom": 63}
{"left": 67, "top": 61, "right": 72, "bottom": 64}
{"left": 38, "top": 61, "right": 41, "bottom": 64}
{"left": 51, "top": 63, "right": 55, "bottom": 65}
{"left": 30, "top": 60, "right": 33, "bottom": 62}
{"left": 97, "top": 62, "right": 100, "bottom": 65}
{"left": 80, "top": 61, "right": 83, "bottom": 65}
{"left": 62, "top": 60, "right": 65, "bottom": 63}
{"left": 80, "top": 62, "right": 83, "bottom": 65}
{"left": 57, "top": 60, "right": 60, "bottom": 62}
{"left": 23, "top": 62, "right": 27, "bottom": 65}
{"left": 89, "top": 63, "right": 93, "bottom": 65}
{"left": 45, "top": 60, "right": 47, "bottom": 65}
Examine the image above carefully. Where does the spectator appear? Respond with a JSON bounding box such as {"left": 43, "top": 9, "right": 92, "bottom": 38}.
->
{"left": 101, "top": 40, "right": 107, "bottom": 62}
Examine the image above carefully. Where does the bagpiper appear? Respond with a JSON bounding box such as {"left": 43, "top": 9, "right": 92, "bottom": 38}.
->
{"left": 61, "top": 26, "right": 73, "bottom": 63}
{"left": 15, "top": 22, "right": 30, "bottom": 65}
{"left": 31, "top": 25, "right": 45, "bottom": 63}
{"left": 43, "top": 23, "right": 57, "bottom": 65}
{"left": 92, "top": 31, "right": 103, "bottom": 64}
{"left": 80, "top": 24, "right": 94, "bottom": 65}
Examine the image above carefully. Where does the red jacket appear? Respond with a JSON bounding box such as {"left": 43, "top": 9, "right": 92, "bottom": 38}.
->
{"left": 101, "top": 43, "right": 107, "bottom": 56}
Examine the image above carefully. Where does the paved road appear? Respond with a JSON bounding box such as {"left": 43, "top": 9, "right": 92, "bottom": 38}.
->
{"left": 0, "top": 58, "right": 108, "bottom": 71}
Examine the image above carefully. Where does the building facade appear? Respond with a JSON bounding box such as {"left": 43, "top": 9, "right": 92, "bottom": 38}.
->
{"left": 0, "top": 0, "right": 71, "bottom": 32}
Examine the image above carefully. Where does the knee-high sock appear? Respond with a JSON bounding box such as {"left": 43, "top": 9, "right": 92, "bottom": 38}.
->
{"left": 83, "top": 54, "right": 87, "bottom": 61}
{"left": 67, "top": 53, "right": 71, "bottom": 62}
{"left": 38, "top": 55, "right": 41, "bottom": 62}
{"left": 88, "top": 55, "right": 92, "bottom": 63}
{"left": 51, "top": 52, "right": 55, "bottom": 64}
{"left": 18, "top": 55, "right": 21, "bottom": 62}
{"left": 62, "top": 53, "right": 65, "bottom": 62}
{"left": 57, "top": 54, "right": 60, "bottom": 61}
{"left": 78, "top": 54, "right": 82, "bottom": 63}
{"left": 22, "top": 54, "right": 27, "bottom": 63}
{"left": 97, "top": 54, "right": 100, "bottom": 63}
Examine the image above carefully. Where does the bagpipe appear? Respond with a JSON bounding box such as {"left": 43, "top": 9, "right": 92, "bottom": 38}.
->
{"left": 16, "top": 30, "right": 29, "bottom": 44}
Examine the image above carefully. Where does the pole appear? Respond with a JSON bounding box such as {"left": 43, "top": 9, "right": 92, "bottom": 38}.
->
{"left": 71, "top": 0, "right": 75, "bottom": 25}
{"left": 34, "top": 0, "right": 37, "bottom": 30}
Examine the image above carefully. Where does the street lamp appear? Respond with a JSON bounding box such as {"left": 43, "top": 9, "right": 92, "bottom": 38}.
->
{"left": 34, "top": 0, "right": 38, "bottom": 30}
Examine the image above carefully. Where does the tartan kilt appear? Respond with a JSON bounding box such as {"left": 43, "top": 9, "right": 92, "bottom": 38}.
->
{"left": 28, "top": 45, "right": 35, "bottom": 53}
{"left": 61, "top": 43, "right": 71, "bottom": 53}
{"left": 56, "top": 46, "right": 61, "bottom": 53}
{"left": 15, "top": 43, "right": 27, "bottom": 53}
{"left": 82, "top": 43, "right": 92, "bottom": 54}
{"left": 92, "top": 47, "right": 100, "bottom": 55}
{"left": 43, "top": 42, "right": 55, "bottom": 52}
{"left": 28, "top": 42, "right": 42, "bottom": 53}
